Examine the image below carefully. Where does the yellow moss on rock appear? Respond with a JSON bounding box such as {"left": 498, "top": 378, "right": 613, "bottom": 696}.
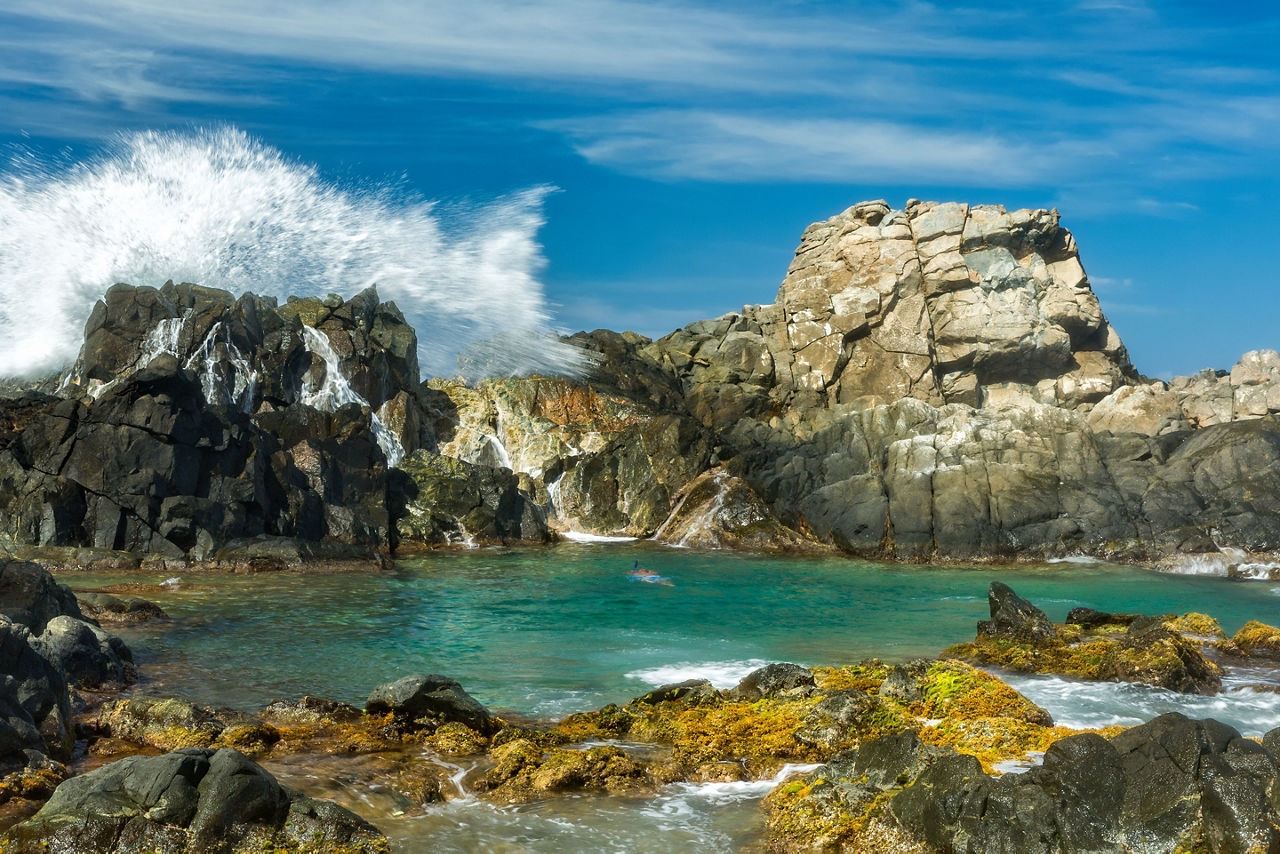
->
{"left": 1166, "top": 613, "right": 1226, "bottom": 640}
{"left": 918, "top": 661, "right": 1052, "bottom": 725}
{"left": 1231, "top": 621, "right": 1280, "bottom": 658}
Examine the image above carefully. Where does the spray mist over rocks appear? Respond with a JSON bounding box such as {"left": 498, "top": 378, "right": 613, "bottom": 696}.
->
{"left": 0, "top": 127, "right": 587, "bottom": 379}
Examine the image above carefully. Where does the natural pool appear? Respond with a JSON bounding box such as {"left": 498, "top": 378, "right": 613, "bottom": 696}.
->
{"left": 58, "top": 544, "right": 1280, "bottom": 852}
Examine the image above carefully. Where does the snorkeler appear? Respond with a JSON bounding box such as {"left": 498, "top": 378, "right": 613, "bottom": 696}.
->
{"left": 628, "top": 559, "right": 658, "bottom": 577}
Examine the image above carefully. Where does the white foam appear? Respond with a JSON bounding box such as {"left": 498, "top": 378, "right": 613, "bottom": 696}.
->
{"left": 626, "top": 659, "right": 771, "bottom": 690}
{"left": 1164, "top": 554, "right": 1231, "bottom": 576}
{"left": 300, "top": 325, "right": 404, "bottom": 464}
{"left": 999, "top": 671, "right": 1280, "bottom": 737}
{"left": 657, "top": 763, "right": 823, "bottom": 803}
{"left": 1047, "top": 554, "right": 1102, "bottom": 565}
{"left": 0, "top": 128, "right": 585, "bottom": 380}
{"left": 992, "top": 751, "right": 1045, "bottom": 775}
{"left": 559, "top": 530, "right": 638, "bottom": 543}
{"left": 1235, "top": 562, "right": 1280, "bottom": 581}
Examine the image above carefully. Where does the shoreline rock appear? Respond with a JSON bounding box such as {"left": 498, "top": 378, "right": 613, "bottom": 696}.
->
{"left": 948, "top": 582, "right": 1224, "bottom": 694}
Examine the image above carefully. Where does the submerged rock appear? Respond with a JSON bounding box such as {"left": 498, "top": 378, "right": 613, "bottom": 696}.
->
{"left": 1, "top": 747, "right": 388, "bottom": 853}
{"left": 74, "top": 591, "right": 167, "bottom": 625}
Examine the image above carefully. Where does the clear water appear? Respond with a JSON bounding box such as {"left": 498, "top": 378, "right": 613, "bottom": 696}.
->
{"left": 58, "top": 543, "right": 1280, "bottom": 852}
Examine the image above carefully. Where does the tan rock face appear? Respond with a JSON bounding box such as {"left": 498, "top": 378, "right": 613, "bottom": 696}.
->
{"left": 647, "top": 199, "right": 1135, "bottom": 427}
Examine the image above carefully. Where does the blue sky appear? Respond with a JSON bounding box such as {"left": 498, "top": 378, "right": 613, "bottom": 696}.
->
{"left": 1, "top": 0, "right": 1277, "bottom": 378}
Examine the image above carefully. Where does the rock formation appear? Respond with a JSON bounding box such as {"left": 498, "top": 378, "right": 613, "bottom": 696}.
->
{"left": 1, "top": 199, "right": 1278, "bottom": 562}
{"left": 1, "top": 560, "right": 136, "bottom": 809}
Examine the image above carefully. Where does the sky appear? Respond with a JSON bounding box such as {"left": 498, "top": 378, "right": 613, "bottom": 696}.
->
{"left": 1, "top": 0, "right": 1277, "bottom": 379}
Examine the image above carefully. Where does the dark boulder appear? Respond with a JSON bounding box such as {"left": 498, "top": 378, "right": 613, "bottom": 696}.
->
{"left": 0, "top": 617, "right": 72, "bottom": 771}
{"left": 0, "top": 747, "right": 388, "bottom": 853}
{"left": 979, "top": 581, "right": 1058, "bottom": 643}
{"left": 633, "top": 679, "right": 720, "bottom": 706}
{"left": 731, "top": 663, "right": 815, "bottom": 701}
{"left": 0, "top": 560, "right": 84, "bottom": 634}
{"left": 366, "top": 674, "right": 494, "bottom": 734}
{"left": 31, "top": 616, "right": 133, "bottom": 688}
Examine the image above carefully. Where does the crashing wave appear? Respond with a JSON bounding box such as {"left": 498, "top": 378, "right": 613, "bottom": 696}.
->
{"left": 0, "top": 127, "right": 585, "bottom": 379}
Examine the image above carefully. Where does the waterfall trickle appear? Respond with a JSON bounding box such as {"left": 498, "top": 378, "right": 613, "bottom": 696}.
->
{"left": 184, "top": 321, "right": 258, "bottom": 413}
{"left": 300, "top": 326, "right": 406, "bottom": 465}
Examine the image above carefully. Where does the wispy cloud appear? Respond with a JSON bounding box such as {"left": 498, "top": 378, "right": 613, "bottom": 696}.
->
{"left": 543, "top": 110, "right": 1087, "bottom": 185}
{"left": 1, "top": 1, "right": 1277, "bottom": 188}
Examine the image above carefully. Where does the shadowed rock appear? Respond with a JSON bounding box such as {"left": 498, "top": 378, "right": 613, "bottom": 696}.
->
{"left": 1, "top": 747, "right": 388, "bottom": 853}
{"left": 979, "top": 581, "right": 1058, "bottom": 642}
{"left": 366, "top": 674, "right": 494, "bottom": 734}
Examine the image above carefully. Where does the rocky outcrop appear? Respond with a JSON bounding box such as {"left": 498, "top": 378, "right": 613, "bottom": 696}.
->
{"left": 949, "top": 583, "right": 1222, "bottom": 694}
{"left": 0, "top": 283, "right": 424, "bottom": 561}
{"left": 1, "top": 561, "right": 135, "bottom": 809}
{"left": 365, "top": 674, "right": 496, "bottom": 735}
{"left": 650, "top": 469, "right": 819, "bottom": 551}
{"left": 1, "top": 199, "right": 1278, "bottom": 562}
{"left": 1, "top": 747, "right": 388, "bottom": 853}
{"left": 395, "top": 451, "right": 550, "bottom": 547}
{"left": 767, "top": 714, "right": 1280, "bottom": 854}
{"left": 643, "top": 200, "right": 1132, "bottom": 427}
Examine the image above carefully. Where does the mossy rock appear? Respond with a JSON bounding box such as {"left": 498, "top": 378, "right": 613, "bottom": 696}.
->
{"left": 917, "top": 660, "right": 1053, "bottom": 725}
{"left": 1230, "top": 620, "right": 1280, "bottom": 659}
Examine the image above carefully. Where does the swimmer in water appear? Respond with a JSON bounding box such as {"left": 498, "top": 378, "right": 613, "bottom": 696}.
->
{"left": 628, "top": 560, "right": 672, "bottom": 585}
{"left": 628, "top": 560, "right": 658, "bottom": 578}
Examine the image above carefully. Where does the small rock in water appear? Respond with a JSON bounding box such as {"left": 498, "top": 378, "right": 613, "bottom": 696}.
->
{"left": 978, "top": 581, "right": 1058, "bottom": 642}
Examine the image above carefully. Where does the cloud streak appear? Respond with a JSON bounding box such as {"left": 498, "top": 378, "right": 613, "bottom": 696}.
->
{"left": 1, "top": 1, "right": 1277, "bottom": 188}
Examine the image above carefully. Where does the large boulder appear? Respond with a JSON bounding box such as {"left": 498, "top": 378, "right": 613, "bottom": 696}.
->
{"left": 1, "top": 747, "right": 388, "bottom": 853}
{"left": 30, "top": 615, "right": 133, "bottom": 688}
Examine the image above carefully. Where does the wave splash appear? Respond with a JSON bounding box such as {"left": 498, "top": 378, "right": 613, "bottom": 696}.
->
{"left": 0, "top": 127, "right": 585, "bottom": 379}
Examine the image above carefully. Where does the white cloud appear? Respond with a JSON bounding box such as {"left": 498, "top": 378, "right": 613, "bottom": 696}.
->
{"left": 542, "top": 110, "right": 1095, "bottom": 185}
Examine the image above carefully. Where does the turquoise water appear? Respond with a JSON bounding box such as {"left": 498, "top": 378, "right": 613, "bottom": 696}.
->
{"left": 64, "top": 544, "right": 1280, "bottom": 720}
{"left": 57, "top": 544, "right": 1280, "bottom": 853}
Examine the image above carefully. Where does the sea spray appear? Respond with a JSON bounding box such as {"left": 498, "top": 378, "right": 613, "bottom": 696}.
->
{"left": 0, "top": 127, "right": 585, "bottom": 379}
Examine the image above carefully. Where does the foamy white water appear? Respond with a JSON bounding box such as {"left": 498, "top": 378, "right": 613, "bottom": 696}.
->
{"left": 1001, "top": 671, "right": 1280, "bottom": 737}
{"left": 0, "top": 128, "right": 584, "bottom": 379}
{"left": 627, "top": 659, "right": 772, "bottom": 690}
{"left": 560, "top": 531, "right": 639, "bottom": 543}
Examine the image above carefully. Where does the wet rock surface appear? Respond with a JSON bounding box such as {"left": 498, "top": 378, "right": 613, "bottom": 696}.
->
{"left": 1, "top": 747, "right": 388, "bottom": 853}
{"left": 768, "top": 713, "right": 1280, "bottom": 854}
{"left": 950, "top": 583, "right": 1223, "bottom": 694}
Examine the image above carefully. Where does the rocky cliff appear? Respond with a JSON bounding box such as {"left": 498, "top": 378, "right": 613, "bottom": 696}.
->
{"left": 429, "top": 200, "right": 1280, "bottom": 562}
{"left": 0, "top": 200, "right": 1277, "bottom": 564}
